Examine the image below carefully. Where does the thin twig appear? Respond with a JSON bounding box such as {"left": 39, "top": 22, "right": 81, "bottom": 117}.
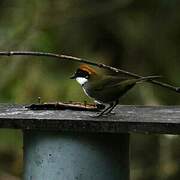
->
{"left": 0, "top": 51, "right": 179, "bottom": 93}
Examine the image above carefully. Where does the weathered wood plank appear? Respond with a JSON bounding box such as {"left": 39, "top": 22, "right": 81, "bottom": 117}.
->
{"left": 0, "top": 104, "right": 180, "bottom": 134}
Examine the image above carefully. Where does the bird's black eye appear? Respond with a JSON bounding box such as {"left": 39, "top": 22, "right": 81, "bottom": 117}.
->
{"left": 76, "top": 69, "right": 90, "bottom": 79}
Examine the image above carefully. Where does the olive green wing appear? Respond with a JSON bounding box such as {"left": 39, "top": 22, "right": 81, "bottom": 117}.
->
{"left": 93, "top": 75, "right": 160, "bottom": 91}
{"left": 92, "top": 76, "right": 132, "bottom": 91}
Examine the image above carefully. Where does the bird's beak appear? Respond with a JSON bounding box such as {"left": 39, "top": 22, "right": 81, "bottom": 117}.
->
{"left": 70, "top": 74, "right": 76, "bottom": 79}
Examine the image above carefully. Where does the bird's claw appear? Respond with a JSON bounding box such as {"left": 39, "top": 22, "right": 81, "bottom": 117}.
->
{"left": 89, "top": 111, "right": 116, "bottom": 118}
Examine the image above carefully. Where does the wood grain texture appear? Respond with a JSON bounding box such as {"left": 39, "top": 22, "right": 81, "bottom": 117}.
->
{"left": 0, "top": 104, "right": 180, "bottom": 134}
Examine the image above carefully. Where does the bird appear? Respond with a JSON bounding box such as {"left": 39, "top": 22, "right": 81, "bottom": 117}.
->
{"left": 70, "top": 64, "right": 160, "bottom": 117}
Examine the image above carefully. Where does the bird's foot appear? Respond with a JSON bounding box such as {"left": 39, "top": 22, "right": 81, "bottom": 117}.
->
{"left": 89, "top": 111, "right": 116, "bottom": 118}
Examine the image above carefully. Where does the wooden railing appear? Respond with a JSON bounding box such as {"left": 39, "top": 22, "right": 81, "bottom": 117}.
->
{"left": 0, "top": 104, "right": 179, "bottom": 180}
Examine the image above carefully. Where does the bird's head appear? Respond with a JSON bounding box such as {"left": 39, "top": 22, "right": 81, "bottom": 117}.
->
{"left": 70, "top": 64, "right": 97, "bottom": 85}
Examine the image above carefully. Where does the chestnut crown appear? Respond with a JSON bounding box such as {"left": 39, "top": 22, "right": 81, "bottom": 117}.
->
{"left": 70, "top": 64, "right": 96, "bottom": 79}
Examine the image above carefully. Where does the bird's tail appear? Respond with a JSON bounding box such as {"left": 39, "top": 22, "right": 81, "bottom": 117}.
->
{"left": 136, "top": 75, "right": 161, "bottom": 83}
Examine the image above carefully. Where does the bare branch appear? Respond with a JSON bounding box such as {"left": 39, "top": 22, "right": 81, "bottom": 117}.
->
{"left": 0, "top": 51, "right": 179, "bottom": 93}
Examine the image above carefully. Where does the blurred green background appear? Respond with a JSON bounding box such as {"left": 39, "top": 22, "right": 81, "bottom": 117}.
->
{"left": 0, "top": 0, "right": 180, "bottom": 179}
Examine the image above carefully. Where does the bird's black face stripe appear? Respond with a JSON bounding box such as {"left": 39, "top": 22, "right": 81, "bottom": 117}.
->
{"left": 74, "top": 69, "right": 90, "bottom": 79}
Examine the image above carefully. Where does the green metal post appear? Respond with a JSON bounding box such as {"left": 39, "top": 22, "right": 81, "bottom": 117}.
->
{"left": 23, "top": 131, "right": 129, "bottom": 180}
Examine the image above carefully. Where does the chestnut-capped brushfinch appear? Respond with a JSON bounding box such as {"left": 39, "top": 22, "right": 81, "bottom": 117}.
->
{"left": 71, "top": 64, "right": 160, "bottom": 116}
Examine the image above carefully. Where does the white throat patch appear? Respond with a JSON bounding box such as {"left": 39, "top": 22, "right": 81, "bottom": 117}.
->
{"left": 76, "top": 77, "right": 88, "bottom": 86}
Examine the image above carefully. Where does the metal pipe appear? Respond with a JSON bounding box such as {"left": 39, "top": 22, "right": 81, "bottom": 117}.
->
{"left": 23, "top": 131, "right": 129, "bottom": 180}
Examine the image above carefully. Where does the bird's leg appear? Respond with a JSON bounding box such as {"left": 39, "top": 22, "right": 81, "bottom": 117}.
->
{"left": 95, "top": 102, "right": 114, "bottom": 117}
{"left": 104, "top": 100, "right": 119, "bottom": 115}
{"left": 91, "top": 100, "right": 118, "bottom": 117}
